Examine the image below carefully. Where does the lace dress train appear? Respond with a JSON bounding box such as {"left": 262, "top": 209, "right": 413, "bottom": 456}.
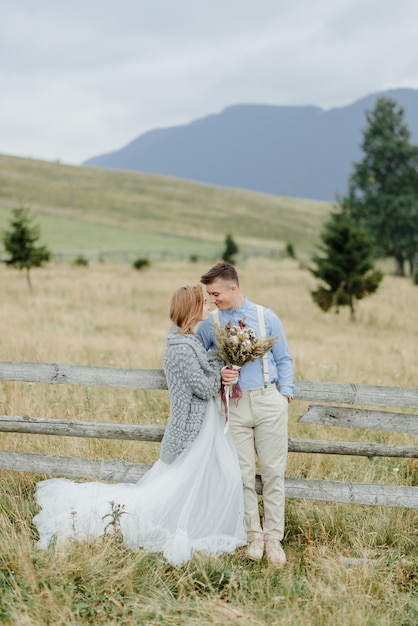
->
{"left": 33, "top": 399, "right": 246, "bottom": 567}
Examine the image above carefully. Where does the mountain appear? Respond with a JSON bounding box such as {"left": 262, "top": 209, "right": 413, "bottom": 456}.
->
{"left": 83, "top": 88, "right": 418, "bottom": 202}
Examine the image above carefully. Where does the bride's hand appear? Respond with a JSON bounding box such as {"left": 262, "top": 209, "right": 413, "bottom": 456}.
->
{"left": 221, "top": 366, "right": 240, "bottom": 385}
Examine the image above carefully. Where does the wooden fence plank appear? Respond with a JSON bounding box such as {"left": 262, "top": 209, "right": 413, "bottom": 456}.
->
{"left": 1, "top": 363, "right": 418, "bottom": 408}
{"left": 0, "top": 415, "right": 165, "bottom": 441}
{"left": 1, "top": 451, "right": 416, "bottom": 508}
{"left": 1, "top": 416, "right": 417, "bottom": 458}
{"left": 299, "top": 405, "right": 418, "bottom": 434}
{"left": 0, "top": 450, "right": 152, "bottom": 483}
{"left": 283, "top": 477, "right": 418, "bottom": 508}
{"left": 294, "top": 380, "right": 418, "bottom": 408}
{"left": 288, "top": 439, "right": 418, "bottom": 458}
{"left": 0, "top": 362, "right": 167, "bottom": 390}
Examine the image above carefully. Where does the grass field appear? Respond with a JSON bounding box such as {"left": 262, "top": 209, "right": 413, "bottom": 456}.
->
{"left": 0, "top": 257, "right": 417, "bottom": 625}
{"left": 0, "top": 154, "right": 332, "bottom": 259}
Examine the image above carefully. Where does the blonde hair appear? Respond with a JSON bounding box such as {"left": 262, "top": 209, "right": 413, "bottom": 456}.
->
{"left": 169, "top": 285, "right": 205, "bottom": 334}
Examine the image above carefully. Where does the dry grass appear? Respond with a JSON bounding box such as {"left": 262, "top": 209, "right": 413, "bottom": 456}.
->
{"left": 2, "top": 256, "right": 417, "bottom": 380}
{"left": 0, "top": 258, "right": 417, "bottom": 625}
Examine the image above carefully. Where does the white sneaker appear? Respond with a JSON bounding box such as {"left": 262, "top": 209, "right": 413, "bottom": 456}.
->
{"left": 265, "top": 540, "right": 287, "bottom": 567}
{"left": 246, "top": 539, "right": 264, "bottom": 561}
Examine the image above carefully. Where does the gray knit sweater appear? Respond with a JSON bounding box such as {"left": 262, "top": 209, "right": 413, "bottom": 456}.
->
{"left": 160, "top": 326, "right": 223, "bottom": 464}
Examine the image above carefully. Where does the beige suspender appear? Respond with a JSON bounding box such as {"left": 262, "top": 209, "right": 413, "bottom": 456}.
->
{"left": 212, "top": 307, "right": 270, "bottom": 384}
{"left": 256, "top": 305, "right": 270, "bottom": 385}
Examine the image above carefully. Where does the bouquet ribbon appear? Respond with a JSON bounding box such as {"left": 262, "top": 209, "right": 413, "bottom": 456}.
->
{"left": 221, "top": 365, "right": 242, "bottom": 433}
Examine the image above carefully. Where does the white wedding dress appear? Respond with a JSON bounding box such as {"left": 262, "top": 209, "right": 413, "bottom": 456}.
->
{"left": 33, "top": 399, "right": 246, "bottom": 567}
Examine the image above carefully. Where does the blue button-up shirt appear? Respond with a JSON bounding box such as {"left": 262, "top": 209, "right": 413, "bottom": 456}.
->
{"left": 196, "top": 298, "right": 294, "bottom": 397}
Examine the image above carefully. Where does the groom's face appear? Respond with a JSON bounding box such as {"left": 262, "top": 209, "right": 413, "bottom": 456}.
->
{"left": 205, "top": 279, "right": 236, "bottom": 310}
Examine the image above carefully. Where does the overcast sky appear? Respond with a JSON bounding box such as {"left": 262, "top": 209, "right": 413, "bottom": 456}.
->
{"left": 2, "top": 0, "right": 418, "bottom": 165}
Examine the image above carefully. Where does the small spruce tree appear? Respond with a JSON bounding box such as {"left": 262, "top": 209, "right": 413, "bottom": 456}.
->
{"left": 310, "top": 209, "right": 383, "bottom": 320}
{"left": 2, "top": 208, "right": 51, "bottom": 291}
{"left": 222, "top": 234, "right": 239, "bottom": 265}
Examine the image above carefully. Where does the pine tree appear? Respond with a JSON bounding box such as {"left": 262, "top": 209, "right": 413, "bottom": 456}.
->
{"left": 222, "top": 234, "right": 239, "bottom": 265}
{"left": 2, "top": 208, "right": 51, "bottom": 291}
{"left": 342, "top": 97, "right": 418, "bottom": 276}
{"left": 310, "top": 210, "right": 383, "bottom": 320}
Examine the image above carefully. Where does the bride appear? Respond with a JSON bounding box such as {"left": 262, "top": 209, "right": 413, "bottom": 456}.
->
{"left": 33, "top": 285, "right": 246, "bottom": 567}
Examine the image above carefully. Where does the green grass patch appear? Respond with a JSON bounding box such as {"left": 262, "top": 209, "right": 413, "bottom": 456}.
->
{"left": 0, "top": 153, "right": 332, "bottom": 258}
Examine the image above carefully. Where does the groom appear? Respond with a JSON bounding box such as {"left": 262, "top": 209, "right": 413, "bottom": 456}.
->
{"left": 196, "top": 262, "right": 294, "bottom": 567}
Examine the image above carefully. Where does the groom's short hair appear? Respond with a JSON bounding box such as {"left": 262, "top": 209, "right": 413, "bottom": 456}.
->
{"left": 200, "top": 262, "right": 239, "bottom": 287}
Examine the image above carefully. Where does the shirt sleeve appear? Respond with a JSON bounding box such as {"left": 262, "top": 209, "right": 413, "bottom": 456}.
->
{"left": 195, "top": 317, "right": 217, "bottom": 350}
{"left": 266, "top": 309, "right": 294, "bottom": 398}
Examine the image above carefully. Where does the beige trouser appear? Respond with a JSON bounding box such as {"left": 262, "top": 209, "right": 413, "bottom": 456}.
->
{"left": 227, "top": 384, "right": 288, "bottom": 542}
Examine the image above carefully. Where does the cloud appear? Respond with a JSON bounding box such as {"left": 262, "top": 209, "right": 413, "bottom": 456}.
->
{"left": 1, "top": 0, "right": 418, "bottom": 163}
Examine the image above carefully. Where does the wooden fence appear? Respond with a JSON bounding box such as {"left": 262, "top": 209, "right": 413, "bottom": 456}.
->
{"left": 0, "top": 362, "right": 417, "bottom": 508}
{"left": 46, "top": 246, "right": 288, "bottom": 264}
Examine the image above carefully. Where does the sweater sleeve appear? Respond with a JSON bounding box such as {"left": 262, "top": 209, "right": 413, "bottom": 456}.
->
{"left": 171, "top": 344, "right": 221, "bottom": 400}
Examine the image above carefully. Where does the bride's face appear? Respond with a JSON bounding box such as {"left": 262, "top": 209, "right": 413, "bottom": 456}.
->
{"left": 201, "top": 298, "right": 210, "bottom": 321}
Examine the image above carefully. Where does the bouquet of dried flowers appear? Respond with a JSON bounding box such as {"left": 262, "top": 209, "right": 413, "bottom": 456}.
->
{"left": 215, "top": 318, "right": 277, "bottom": 368}
{"left": 214, "top": 317, "right": 277, "bottom": 431}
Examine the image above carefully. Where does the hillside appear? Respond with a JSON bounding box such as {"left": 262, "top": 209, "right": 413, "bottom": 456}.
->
{"left": 83, "top": 88, "right": 418, "bottom": 202}
{"left": 0, "top": 154, "right": 331, "bottom": 259}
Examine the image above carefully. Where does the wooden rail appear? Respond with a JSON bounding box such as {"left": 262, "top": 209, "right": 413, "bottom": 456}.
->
{"left": 0, "top": 361, "right": 417, "bottom": 508}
